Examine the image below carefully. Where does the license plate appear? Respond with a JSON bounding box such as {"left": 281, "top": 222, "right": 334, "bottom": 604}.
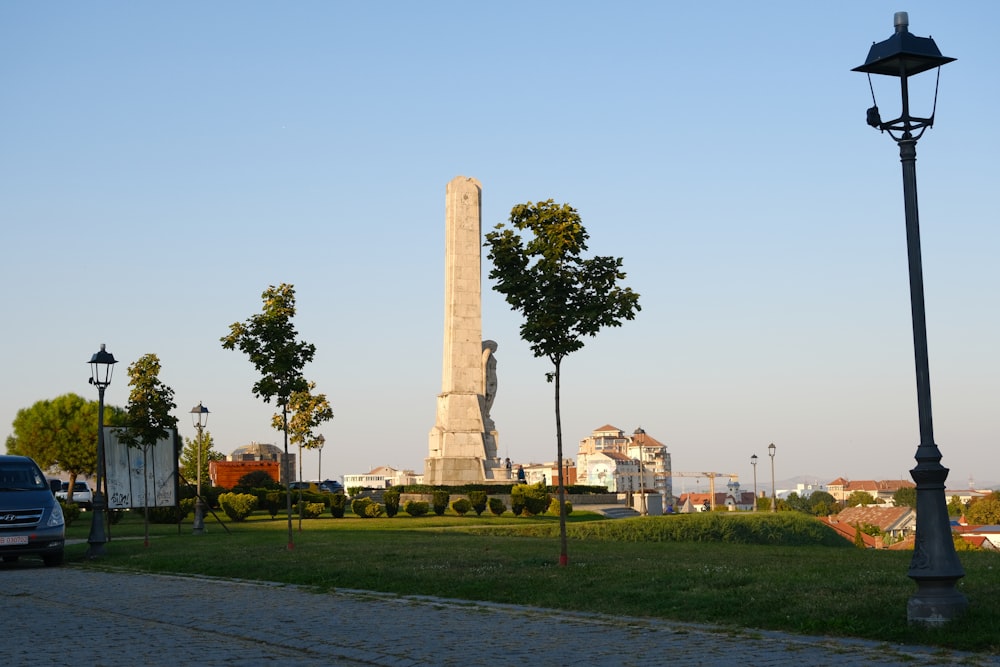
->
{"left": 0, "top": 535, "right": 29, "bottom": 545}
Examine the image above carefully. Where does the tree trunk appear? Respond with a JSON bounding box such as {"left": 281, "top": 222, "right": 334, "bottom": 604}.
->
{"left": 554, "top": 358, "right": 568, "bottom": 566}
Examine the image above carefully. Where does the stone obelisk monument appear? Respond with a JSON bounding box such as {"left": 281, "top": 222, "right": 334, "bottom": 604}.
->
{"left": 425, "top": 176, "right": 502, "bottom": 485}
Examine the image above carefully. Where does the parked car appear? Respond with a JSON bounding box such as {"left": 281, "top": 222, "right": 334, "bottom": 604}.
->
{"left": 0, "top": 455, "right": 65, "bottom": 567}
{"left": 319, "top": 480, "right": 344, "bottom": 494}
{"left": 55, "top": 481, "right": 93, "bottom": 509}
{"left": 288, "top": 481, "right": 322, "bottom": 495}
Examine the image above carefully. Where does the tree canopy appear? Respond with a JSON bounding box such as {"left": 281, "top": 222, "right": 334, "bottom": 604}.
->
{"left": 965, "top": 492, "right": 1000, "bottom": 525}
{"left": 485, "top": 199, "right": 640, "bottom": 566}
{"left": 6, "top": 393, "right": 124, "bottom": 493}
{"left": 892, "top": 485, "right": 917, "bottom": 509}
{"left": 270, "top": 381, "right": 333, "bottom": 450}
{"left": 270, "top": 381, "right": 333, "bottom": 482}
{"left": 220, "top": 283, "right": 315, "bottom": 405}
{"left": 846, "top": 490, "right": 877, "bottom": 507}
{"left": 117, "top": 354, "right": 178, "bottom": 451}
{"left": 485, "top": 200, "right": 641, "bottom": 368}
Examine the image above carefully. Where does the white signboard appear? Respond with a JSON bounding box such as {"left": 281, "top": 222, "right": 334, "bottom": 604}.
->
{"left": 103, "top": 427, "right": 178, "bottom": 509}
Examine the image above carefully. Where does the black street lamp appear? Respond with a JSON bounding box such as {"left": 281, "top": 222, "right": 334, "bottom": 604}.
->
{"left": 750, "top": 454, "right": 758, "bottom": 512}
{"left": 316, "top": 434, "right": 325, "bottom": 481}
{"left": 189, "top": 402, "right": 210, "bottom": 535}
{"left": 853, "top": 12, "right": 967, "bottom": 625}
{"left": 768, "top": 443, "right": 776, "bottom": 513}
{"left": 86, "top": 344, "right": 117, "bottom": 558}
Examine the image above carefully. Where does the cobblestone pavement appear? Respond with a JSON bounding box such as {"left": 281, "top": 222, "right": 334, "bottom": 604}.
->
{"left": 1, "top": 563, "right": 997, "bottom": 666}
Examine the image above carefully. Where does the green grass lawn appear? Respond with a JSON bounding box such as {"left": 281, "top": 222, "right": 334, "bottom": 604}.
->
{"left": 66, "top": 509, "right": 1000, "bottom": 654}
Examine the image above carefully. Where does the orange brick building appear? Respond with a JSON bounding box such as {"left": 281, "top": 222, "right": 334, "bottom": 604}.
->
{"left": 209, "top": 460, "right": 280, "bottom": 489}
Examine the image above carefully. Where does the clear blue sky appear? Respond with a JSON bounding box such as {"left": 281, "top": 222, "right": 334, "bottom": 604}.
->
{"left": 2, "top": 2, "right": 998, "bottom": 490}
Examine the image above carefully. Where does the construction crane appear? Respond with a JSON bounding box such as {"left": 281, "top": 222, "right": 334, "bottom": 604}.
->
{"left": 667, "top": 472, "right": 739, "bottom": 510}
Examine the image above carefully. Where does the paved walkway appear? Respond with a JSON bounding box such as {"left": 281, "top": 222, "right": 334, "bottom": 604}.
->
{"left": 1, "top": 563, "right": 996, "bottom": 666}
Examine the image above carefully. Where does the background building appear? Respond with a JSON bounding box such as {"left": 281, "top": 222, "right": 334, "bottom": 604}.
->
{"left": 577, "top": 425, "right": 672, "bottom": 498}
{"left": 209, "top": 442, "right": 294, "bottom": 489}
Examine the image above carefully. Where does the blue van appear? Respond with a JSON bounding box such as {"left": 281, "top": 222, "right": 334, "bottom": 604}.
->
{"left": 0, "top": 455, "right": 65, "bottom": 566}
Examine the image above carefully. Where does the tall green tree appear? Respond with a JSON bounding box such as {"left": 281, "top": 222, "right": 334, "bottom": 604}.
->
{"left": 118, "top": 354, "right": 178, "bottom": 546}
{"left": 485, "top": 199, "right": 640, "bottom": 566}
{"left": 178, "top": 430, "right": 222, "bottom": 487}
{"left": 221, "top": 283, "right": 316, "bottom": 550}
{"left": 6, "top": 393, "right": 124, "bottom": 502}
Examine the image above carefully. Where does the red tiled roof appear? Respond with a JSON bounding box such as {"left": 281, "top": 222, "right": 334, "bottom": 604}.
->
{"left": 632, "top": 431, "right": 667, "bottom": 448}
{"left": 818, "top": 516, "right": 881, "bottom": 548}
{"left": 831, "top": 506, "right": 915, "bottom": 532}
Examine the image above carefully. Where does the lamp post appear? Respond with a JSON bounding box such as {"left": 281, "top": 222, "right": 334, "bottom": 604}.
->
{"left": 768, "top": 443, "right": 776, "bottom": 513}
{"left": 86, "top": 344, "right": 117, "bottom": 558}
{"left": 189, "top": 402, "right": 210, "bottom": 535}
{"left": 853, "top": 12, "right": 966, "bottom": 625}
{"left": 637, "top": 452, "right": 647, "bottom": 516}
{"left": 316, "top": 434, "right": 325, "bottom": 482}
{"left": 751, "top": 454, "right": 758, "bottom": 512}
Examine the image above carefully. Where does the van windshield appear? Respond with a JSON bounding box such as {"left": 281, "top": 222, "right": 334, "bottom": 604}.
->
{"left": 0, "top": 462, "right": 48, "bottom": 491}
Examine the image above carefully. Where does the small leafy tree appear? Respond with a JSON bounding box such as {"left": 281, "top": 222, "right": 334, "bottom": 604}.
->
{"left": 486, "top": 200, "right": 640, "bottom": 565}
{"left": 270, "top": 381, "right": 333, "bottom": 484}
{"left": 221, "top": 283, "right": 317, "bottom": 550}
{"left": 179, "top": 429, "right": 223, "bottom": 488}
{"left": 947, "top": 495, "right": 966, "bottom": 518}
{"left": 117, "top": 354, "right": 178, "bottom": 546}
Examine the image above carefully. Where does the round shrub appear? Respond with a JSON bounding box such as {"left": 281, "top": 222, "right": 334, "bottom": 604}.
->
{"left": 467, "top": 490, "right": 488, "bottom": 516}
{"left": 351, "top": 497, "right": 373, "bottom": 517}
{"left": 488, "top": 497, "right": 506, "bottom": 516}
{"left": 218, "top": 492, "right": 259, "bottom": 522}
{"left": 548, "top": 498, "right": 573, "bottom": 516}
{"left": 432, "top": 489, "right": 450, "bottom": 516}
{"left": 511, "top": 483, "right": 550, "bottom": 516}
{"left": 298, "top": 501, "right": 324, "bottom": 519}
{"left": 451, "top": 498, "right": 472, "bottom": 516}
{"left": 383, "top": 487, "right": 401, "bottom": 517}
{"left": 404, "top": 500, "right": 430, "bottom": 516}
{"left": 59, "top": 501, "right": 81, "bottom": 526}
{"left": 329, "top": 492, "right": 347, "bottom": 518}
